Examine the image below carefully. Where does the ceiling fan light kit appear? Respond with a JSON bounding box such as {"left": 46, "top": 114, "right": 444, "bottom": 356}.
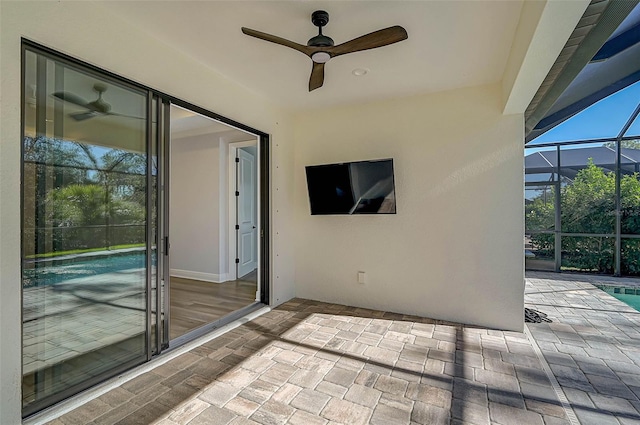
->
{"left": 311, "top": 52, "right": 331, "bottom": 63}
{"left": 242, "top": 10, "right": 407, "bottom": 91}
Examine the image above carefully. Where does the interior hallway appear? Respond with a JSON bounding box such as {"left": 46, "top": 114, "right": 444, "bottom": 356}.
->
{"left": 170, "top": 271, "right": 257, "bottom": 340}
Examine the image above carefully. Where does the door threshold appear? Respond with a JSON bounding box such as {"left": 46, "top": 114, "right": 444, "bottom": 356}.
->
{"left": 168, "top": 302, "right": 266, "bottom": 349}
{"left": 23, "top": 304, "right": 271, "bottom": 425}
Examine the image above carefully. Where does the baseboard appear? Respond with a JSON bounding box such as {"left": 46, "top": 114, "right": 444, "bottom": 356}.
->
{"left": 170, "top": 269, "right": 229, "bottom": 283}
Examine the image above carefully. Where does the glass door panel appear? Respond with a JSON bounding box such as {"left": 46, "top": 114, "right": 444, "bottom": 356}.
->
{"left": 168, "top": 104, "right": 260, "bottom": 342}
{"left": 22, "top": 47, "right": 149, "bottom": 414}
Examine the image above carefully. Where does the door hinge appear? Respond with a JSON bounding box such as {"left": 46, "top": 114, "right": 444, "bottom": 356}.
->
{"left": 235, "top": 224, "right": 240, "bottom": 230}
{"left": 235, "top": 258, "right": 239, "bottom": 264}
{"left": 235, "top": 157, "right": 240, "bottom": 163}
{"left": 235, "top": 191, "right": 239, "bottom": 196}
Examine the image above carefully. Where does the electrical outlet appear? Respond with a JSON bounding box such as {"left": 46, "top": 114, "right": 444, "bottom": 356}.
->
{"left": 357, "top": 271, "right": 366, "bottom": 284}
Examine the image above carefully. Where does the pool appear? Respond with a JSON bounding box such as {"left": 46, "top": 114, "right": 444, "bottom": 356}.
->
{"left": 22, "top": 250, "right": 151, "bottom": 288}
{"left": 596, "top": 285, "right": 640, "bottom": 311}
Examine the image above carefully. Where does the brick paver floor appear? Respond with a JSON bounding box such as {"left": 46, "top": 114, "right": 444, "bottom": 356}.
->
{"left": 45, "top": 297, "right": 571, "bottom": 425}
{"left": 42, "top": 271, "right": 640, "bottom": 425}
{"left": 526, "top": 271, "right": 640, "bottom": 425}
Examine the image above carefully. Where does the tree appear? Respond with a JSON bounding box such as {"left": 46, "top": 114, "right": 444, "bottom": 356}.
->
{"left": 527, "top": 158, "right": 640, "bottom": 275}
{"left": 45, "top": 184, "right": 145, "bottom": 250}
{"left": 24, "top": 136, "right": 148, "bottom": 253}
{"left": 561, "top": 159, "right": 615, "bottom": 235}
{"left": 603, "top": 139, "right": 640, "bottom": 149}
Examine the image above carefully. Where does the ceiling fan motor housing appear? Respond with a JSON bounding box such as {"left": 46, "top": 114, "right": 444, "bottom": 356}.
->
{"left": 241, "top": 9, "right": 408, "bottom": 91}
{"left": 311, "top": 10, "right": 329, "bottom": 28}
{"left": 308, "top": 10, "right": 334, "bottom": 48}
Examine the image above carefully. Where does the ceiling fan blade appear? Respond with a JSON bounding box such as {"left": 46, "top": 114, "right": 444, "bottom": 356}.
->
{"left": 309, "top": 62, "right": 325, "bottom": 92}
{"left": 242, "top": 27, "right": 313, "bottom": 57}
{"left": 52, "top": 91, "right": 90, "bottom": 108}
{"left": 109, "top": 112, "right": 146, "bottom": 120}
{"left": 329, "top": 26, "right": 408, "bottom": 57}
{"left": 70, "top": 111, "right": 98, "bottom": 121}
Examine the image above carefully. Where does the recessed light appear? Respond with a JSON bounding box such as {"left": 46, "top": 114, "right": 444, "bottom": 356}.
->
{"left": 352, "top": 68, "right": 368, "bottom": 76}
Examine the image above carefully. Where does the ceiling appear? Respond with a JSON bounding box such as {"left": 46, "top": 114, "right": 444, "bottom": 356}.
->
{"left": 171, "top": 105, "right": 255, "bottom": 140}
{"left": 99, "top": 1, "right": 524, "bottom": 110}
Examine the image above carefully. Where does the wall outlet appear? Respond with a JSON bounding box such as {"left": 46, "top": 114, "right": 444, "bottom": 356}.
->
{"left": 357, "top": 271, "right": 366, "bottom": 284}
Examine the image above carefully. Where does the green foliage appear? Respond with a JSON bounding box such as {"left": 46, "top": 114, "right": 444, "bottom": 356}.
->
{"left": 622, "top": 239, "right": 640, "bottom": 275}
{"left": 527, "top": 157, "right": 640, "bottom": 275}
{"left": 24, "top": 137, "right": 148, "bottom": 254}
{"left": 44, "top": 184, "right": 145, "bottom": 250}
{"left": 525, "top": 189, "right": 554, "bottom": 232}
{"left": 561, "top": 159, "right": 615, "bottom": 234}
{"left": 621, "top": 172, "right": 640, "bottom": 234}
{"left": 46, "top": 184, "right": 144, "bottom": 227}
{"left": 525, "top": 187, "right": 555, "bottom": 259}
{"left": 530, "top": 233, "right": 554, "bottom": 259}
{"left": 604, "top": 139, "right": 640, "bottom": 149}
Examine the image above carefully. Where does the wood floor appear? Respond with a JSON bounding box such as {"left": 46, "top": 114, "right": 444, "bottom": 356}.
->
{"left": 169, "top": 271, "right": 257, "bottom": 340}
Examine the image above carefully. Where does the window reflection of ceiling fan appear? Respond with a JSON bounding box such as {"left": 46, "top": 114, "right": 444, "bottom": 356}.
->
{"left": 52, "top": 83, "right": 143, "bottom": 121}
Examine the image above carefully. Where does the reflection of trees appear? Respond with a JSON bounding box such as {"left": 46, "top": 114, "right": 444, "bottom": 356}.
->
{"left": 23, "top": 136, "right": 146, "bottom": 254}
{"left": 527, "top": 158, "right": 640, "bottom": 275}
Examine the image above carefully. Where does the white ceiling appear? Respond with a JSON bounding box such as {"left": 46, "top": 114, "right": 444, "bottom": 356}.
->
{"left": 100, "top": 1, "right": 524, "bottom": 110}
{"left": 171, "top": 104, "right": 255, "bottom": 140}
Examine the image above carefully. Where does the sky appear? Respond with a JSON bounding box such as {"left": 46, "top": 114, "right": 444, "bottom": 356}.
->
{"left": 525, "top": 80, "right": 640, "bottom": 200}
{"left": 528, "top": 80, "right": 640, "bottom": 146}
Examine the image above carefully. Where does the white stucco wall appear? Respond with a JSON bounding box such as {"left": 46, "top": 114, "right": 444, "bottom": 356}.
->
{"left": 0, "top": 2, "right": 296, "bottom": 423}
{"left": 170, "top": 134, "right": 222, "bottom": 280}
{"left": 293, "top": 83, "right": 525, "bottom": 331}
{"left": 0, "top": 0, "right": 581, "bottom": 421}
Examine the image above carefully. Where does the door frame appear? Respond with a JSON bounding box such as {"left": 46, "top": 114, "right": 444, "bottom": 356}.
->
{"left": 228, "top": 140, "right": 259, "bottom": 284}
{"left": 164, "top": 101, "right": 270, "bottom": 347}
{"left": 20, "top": 39, "right": 272, "bottom": 416}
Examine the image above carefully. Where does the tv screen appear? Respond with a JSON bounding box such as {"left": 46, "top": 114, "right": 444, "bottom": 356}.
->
{"left": 305, "top": 159, "right": 396, "bottom": 215}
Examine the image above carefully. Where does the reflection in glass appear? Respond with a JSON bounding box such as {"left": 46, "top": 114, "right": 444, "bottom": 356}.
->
{"left": 22, "top": 49, "right": 148, "bottom": 413}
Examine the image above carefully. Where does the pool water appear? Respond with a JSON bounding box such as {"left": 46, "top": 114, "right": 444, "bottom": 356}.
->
{"left": 597, "top": 285, "right": 640, "bottom": 311}
{"left": 23, "top": 251, "right": 150, "bottom": 288}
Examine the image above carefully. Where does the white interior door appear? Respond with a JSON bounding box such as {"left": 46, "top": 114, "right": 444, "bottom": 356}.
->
{"left": 237, "top": 148, "right": 257, "bottom": 278}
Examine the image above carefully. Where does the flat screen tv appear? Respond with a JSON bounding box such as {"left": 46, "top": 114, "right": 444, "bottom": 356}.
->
{"left": 305, "top": 158, "right": 396, "bottom": 215}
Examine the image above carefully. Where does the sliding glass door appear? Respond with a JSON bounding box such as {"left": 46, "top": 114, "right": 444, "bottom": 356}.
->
{"left": 22, "top": 45, "right": 154, "bottom": 415}
{"left": 21, "top": 41, "right": 269, "bottom": 417}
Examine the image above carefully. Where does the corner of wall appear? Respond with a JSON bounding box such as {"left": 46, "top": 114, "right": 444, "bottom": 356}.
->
{"left": 502, "top": 0, "right": 590, "bottom": 114}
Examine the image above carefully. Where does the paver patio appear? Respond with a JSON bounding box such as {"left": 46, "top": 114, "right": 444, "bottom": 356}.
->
{"left": 36, "top": 271, "right": 640, "bottom": 425}
{"left": 526, "top": 271, "right": 640, "bottom": 425}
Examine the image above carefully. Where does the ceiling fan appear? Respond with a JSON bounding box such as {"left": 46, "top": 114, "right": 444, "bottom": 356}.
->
{"left": 242, "top": 10, "right": 408, "bottom": 91}
{"left": 52, "top": 83, "right": 143, "bottom": 121}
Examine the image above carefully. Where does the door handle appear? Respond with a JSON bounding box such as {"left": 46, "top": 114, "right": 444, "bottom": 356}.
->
{"left": 252, "top": 226, "right": 256, "bottom": 229}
